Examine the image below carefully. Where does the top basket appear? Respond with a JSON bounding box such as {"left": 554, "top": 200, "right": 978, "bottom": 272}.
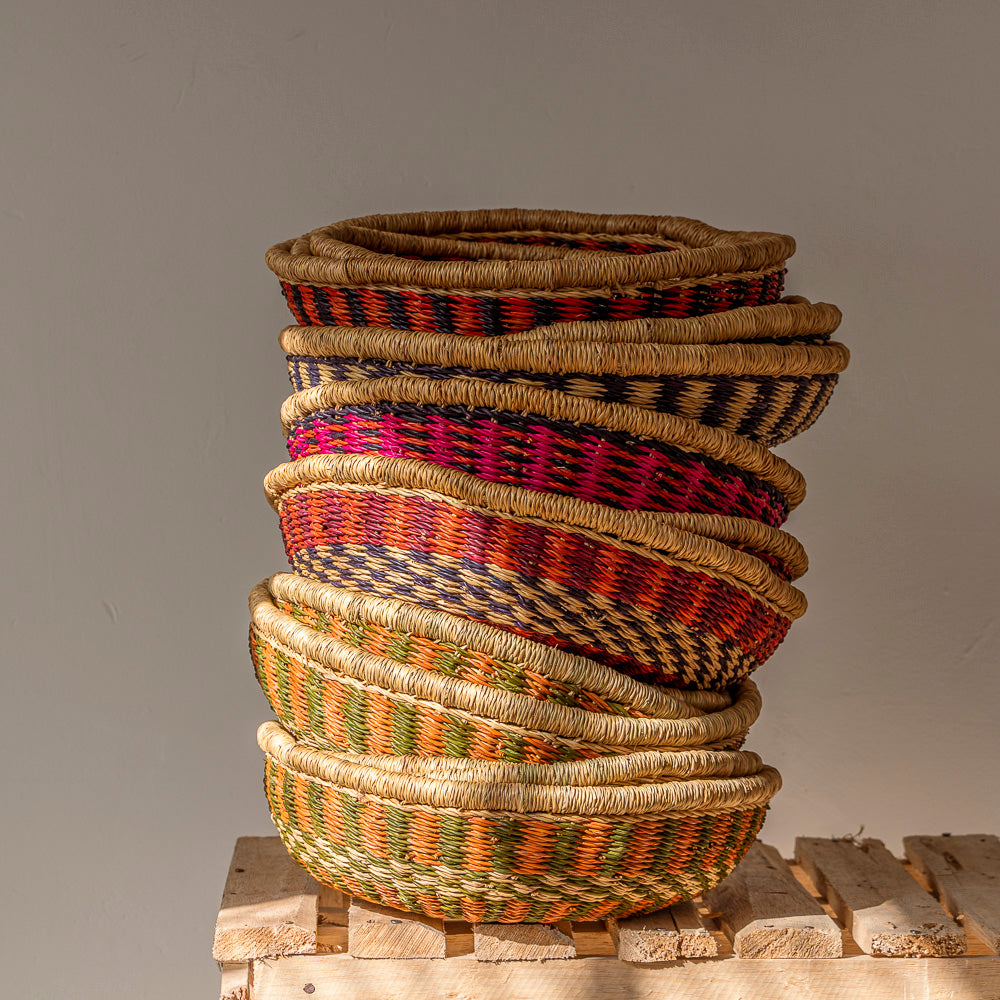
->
{"left": 267, "top": 209, "right": 796, "bottom": 336}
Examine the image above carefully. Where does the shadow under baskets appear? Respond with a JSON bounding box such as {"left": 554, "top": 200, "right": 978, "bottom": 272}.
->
{"left": 280, "top": 376, "right": 806, "bottom": 527}
{"left": 266, "top": 209, "right": 794, "bottom": 336}
{"left": 258, "top": 719, "right": 782, "bottom": 922}
{"left": 264, "top": 454, "right": 807, "bottom": 688}
{"left": 249, "top": 580, "right": 765, "bottom": 762}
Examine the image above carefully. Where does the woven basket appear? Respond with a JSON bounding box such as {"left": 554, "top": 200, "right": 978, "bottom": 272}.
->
{"left": 510, "top": 296, "right": 842, "bottom": 345}
{"left": 266, "top": 209, "right": 794, "bottom": 336}
{"left": 265, "top": 573, "right": 732, "bottom": 720}
{"left": 250, "top": 581, "right": 764, "bottom": 761}
{"left": 280, "top": 377, "right": 805, "bottom": 527}
{"left": 258, "top": 720, "right": 782, "bottom": 922}
{"left": 280, "top": 319, "right": 849, "bottom": 447}
{"left": 265, "top": 453, "right": 809, "bottom": 582}
{"left": 265, "top": 455, "right": 806, "bottom": 687}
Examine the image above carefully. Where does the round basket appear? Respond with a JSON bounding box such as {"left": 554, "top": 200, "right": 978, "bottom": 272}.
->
{"left": 265, "top": 573, "right": 732, "bottom": 720}
{"left": 264, "top": 455, "right": 806, "bottom": 687}
{"left": 266, "top": 209, "right": 794, "bottom": 336}
{"left": 509, "top": 296, "right": 843, "bottom": 345}
{"left": 265, "top": 453, "right": 809, "bottom": 582}
{"left": 280, "top": 377, "right": 806, "bottom": 526}
{"left": 250, "top": 581, "right": 765, "bottom": 761}
{"left": 258, "top": 720, "right": 782, "bottom": 922}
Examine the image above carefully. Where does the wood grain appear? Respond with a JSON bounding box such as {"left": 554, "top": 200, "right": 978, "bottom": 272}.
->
{"left": 212, "top": 837, "right": 318, "bottom": 962}
{"left": 705, "top": 842, "right": 842, "bottom": 958}
{"left": 904, "top": 834, "right": 1000, "bottom": 954}
{"left": 347, "top": 899, "right": 446, "bottom": 959}
{"left": 796, "top": 837, "right": 965, "bottom": 957}
{"left": 251, "top": 952, "right": 1000, "bottom": 1000}
{"left": 474, "top": 921, "right": 576, "bottom": 961}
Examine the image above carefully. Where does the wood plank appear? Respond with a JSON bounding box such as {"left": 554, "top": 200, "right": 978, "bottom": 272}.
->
{"left": 904, "top": 834, "right": 1000, "bottom": 953}
{"left": 669, "top": 900, "right": 718, "bottom": 957}
{"left": 212, "top": 836, "right": 319, "bottom": 962}
{"left": 473, "top": 921, "right": 576, "bottom": 961}
{"left": 252, "top": 952, "right": 1000, "bottom": 1000}
{"left": 607, "top": 908, "right": 681, "bottom": 962}
{"left": 608, "top": 901, "right": 719, "bottom": 962}
{"left": 796, "top": 837, "right": 966, "bottom": 957}
{"left": 219, "top": 963, "right": 249, "bottom": 1000}
{"left": 347, "top": 899, "right": 446, "bottom": 959}
{"left": 704, "top": 841, "right": 842, "bottom": 958}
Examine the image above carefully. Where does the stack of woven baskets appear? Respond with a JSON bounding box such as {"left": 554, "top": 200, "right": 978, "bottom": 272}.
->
{"left": 251, "top": 210, "right": 849, "bottom": 923}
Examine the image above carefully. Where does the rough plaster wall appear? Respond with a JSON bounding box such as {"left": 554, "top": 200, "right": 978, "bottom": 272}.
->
{"left": 2, "top": 1, "right": 998, "bottom": 995}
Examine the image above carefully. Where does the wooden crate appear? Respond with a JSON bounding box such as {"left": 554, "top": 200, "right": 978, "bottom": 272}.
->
{"left": 213, "top": 833, "right": 1000, "bottom": 1000}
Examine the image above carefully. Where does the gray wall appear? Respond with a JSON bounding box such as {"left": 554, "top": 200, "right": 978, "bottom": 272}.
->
{"left": 3, "top": 1, "right": 998, "bottom": 995}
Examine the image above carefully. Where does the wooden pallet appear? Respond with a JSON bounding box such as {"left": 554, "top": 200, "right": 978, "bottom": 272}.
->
{"left": 214, "top": 833, "right": 1000, "bottom": 1000}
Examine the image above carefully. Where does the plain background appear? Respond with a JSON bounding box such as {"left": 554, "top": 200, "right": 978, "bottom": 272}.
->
{"left": 3, "top": 1, "right": 999, "bottom": 995}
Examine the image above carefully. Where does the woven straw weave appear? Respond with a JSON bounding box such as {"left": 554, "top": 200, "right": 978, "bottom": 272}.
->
{"left": 258, "top": 720, "right": 782, "bottom": 922}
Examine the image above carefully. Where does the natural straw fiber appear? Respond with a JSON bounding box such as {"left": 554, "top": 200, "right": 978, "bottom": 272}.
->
{"left": 264, "top": 453, "right": 809, "bottom": 582}
{"left": 250, "top": 581, "right": 764, "bottom": 759}
{"left": 266, "top": 489, "right": 802, "bottom": 686}
{"left": 258, "top": 719, "right": 782, "bottom": 921}
{"left": 510, "top": 296, "right": 842, "bottom": 345}
{"left": 280, "top": 318, "right": 849, "bottom": 446}
{"left": 267, "top": 209, "right": 794, "bottom": 336}
{"left": 266, "top": 573, "right": 730, "bottom": 720}
{"left": 280, "top": 377, "right": 806, "bottom": 525}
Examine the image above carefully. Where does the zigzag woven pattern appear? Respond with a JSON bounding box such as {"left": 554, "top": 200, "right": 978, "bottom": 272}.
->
{"left": 276, "top": 488, "right": 794, "bottom": 688}
{"left": 263, "top": 751, "right": 769, "bottom": 922}
{"left": 284, "top": 402, "right": 792, "bottom": 526}
{"left": 286, "top": 356, "right": 839, "bottom": 447}
{"left": 253, "top": 630, "right": 610, "bottom": 762}
{"left": 279, "top": 268, "right": 786, "bottom": 337}
{"left": 289, "top": 543, "right": 770, "bottom": 688}
{"left": 251, "top": 624, "right": 752, "bottom": 761}
{"left": 274, "top": 597, "right": 650, "bottom": 717}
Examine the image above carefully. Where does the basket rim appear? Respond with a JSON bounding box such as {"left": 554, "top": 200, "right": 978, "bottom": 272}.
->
{"left": 265, "top": 455, "right": 808, "bottom": 612}
{"left": 323, "top": 745, "right": 764, "bottom": 784}
{"left": 250, "top": 582, "right": 764, "bottom": 747}
{"left": 258, "top": 720, "right": 783, "bottom": 816}
{"left": 265, "top": 208, "right": 795, "bottom": 291}
{"left": 507, "top": 295, "right": 842, "bottom": 344}
{"left": 278, "top": 376, "right": 807, "bottom": 508}
{"left": 266, "top": 573, "right": 728, "bottom": 719}
{"left": 278, "top": 324, "right": 849, "bottom": 379}
{"left": 265, "top": 452, "right": 808, "bottom": 582}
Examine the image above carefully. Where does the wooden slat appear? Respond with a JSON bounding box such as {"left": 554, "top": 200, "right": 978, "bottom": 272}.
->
{"left": 347, "top": 899, "right": 446, "bottom": 959}
{"left": 212, "top": 837, "right": 318, "bottom": 962}
{"left": 473, "top": 920, "right": 576, "bottom": 961}
{"left": 796, "top": 837, "right": 966, "bottom": 957}
{"left": 904, "top": 834, "right": 1000, "bottom": 953}
{"left": 251, "top": 952, "right": 1000, "bottom": 1000}
{"left": 607, "top": 908, "right": 681, "bottom": 962}
{"left": 704, "top": 841, "right": 842, "bottom": 958}
{"left": 670, "top": 900, "right": 718, "bottom": 957}
{"left": 219, "top": 962, "right": 249, "bottom": 1000}
{"left": 606, "top": 901, "right": 716, "bottom": 962}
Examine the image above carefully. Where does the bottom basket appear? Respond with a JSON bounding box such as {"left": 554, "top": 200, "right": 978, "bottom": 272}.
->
{"left": 258, "top": 720, "right": 781, "bottom": 923}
